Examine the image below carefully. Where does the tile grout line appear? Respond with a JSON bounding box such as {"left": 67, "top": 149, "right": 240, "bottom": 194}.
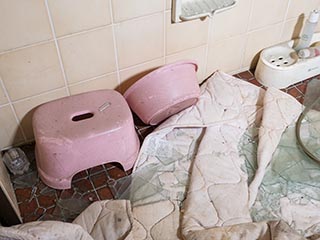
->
{"left": 108, "top": 0, "right": 122, "bottom": 91}
{"left": 239, "top": 0, "right": 255, "bottom": 69}
{"left": 163, "top": 1, "right": 167, "bottom": 64}
{"left": 57, "top": 24, "right": 112, "bottom": 41}
{"left": 88, "top": 175, "right": 101, "bottom": 201}
{"left": 245, "top": 0, "right": 255, "bottom": 34}
{"left": 44, "top": 0, "right": 70, "bottom": 96}
{"left": 0, "top": 39, "right": 55, "bottom": 56}
{"left": 204, "top": 15, "right": 214, "bottom": 78}
{"left": 68, "top": 71, "right": 118, "bottom": 87}
{"left": 279, "top": 0, "right": 292, "bottom": 43}
{"left": 0, "top": 76, "right": 28, "bottom": 142}
{"left": 0, "top": 11, "right": 167, "bottom": 57}
{"left": 11, "top": 87, "right": 67, "bottom": 105}
{"left": 9, "top": 69, "right": 120, "bottom": 105}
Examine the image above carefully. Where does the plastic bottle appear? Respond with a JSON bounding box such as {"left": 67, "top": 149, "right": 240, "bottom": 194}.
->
{"left": 3, "top": 147, "right": 30, "bottom": 175}
{"left": 298, "top": 46, "right": 320, "bottom": 58}
{"left": 295, "top": 10, "right": 320, "bottom": 51}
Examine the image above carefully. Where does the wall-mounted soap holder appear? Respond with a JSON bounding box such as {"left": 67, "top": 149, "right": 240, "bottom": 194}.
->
{"left": 255, "top": 33, "right": 320, "bottom": 89}
{"left": 172, "top": 0, "right": 236, "bottom": 23}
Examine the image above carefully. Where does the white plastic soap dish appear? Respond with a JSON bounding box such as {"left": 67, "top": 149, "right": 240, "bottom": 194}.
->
{"left": 172, "top": 0, "right": 236, "bottom": 23}
{"left": 255, "top": 33, "right": 320, "bottom": 89}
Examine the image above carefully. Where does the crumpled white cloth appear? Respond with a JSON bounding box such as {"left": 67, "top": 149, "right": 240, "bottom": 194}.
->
{"left": 2, "top": 71, "right": 318, "bottom": 240}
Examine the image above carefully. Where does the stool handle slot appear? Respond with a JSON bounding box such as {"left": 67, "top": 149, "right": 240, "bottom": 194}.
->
{"left": 72, "top": 112, "right": 94, "bottom": 122}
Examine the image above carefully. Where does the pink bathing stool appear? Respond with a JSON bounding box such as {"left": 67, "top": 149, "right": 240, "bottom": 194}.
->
{"left": 32, "top": 90, "right": 140, "bottom": 189}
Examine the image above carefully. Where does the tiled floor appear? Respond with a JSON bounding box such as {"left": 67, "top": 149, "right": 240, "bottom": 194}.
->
{"left": 10, "top": 70, "right": 315, "bottom": 223}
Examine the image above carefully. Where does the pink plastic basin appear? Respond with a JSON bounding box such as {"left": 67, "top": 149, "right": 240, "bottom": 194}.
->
{"left": 124, "top": 61, "right": 200, "bottom": 125}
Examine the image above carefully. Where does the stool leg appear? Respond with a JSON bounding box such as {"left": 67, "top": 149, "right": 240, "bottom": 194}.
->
{"left": 38, "top": 166, "right": 73, "bottom": 189}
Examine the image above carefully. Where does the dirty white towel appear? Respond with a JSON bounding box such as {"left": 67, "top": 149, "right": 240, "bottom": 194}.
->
{"left": 2, "top": 71, "right": 319, "bottom": 240}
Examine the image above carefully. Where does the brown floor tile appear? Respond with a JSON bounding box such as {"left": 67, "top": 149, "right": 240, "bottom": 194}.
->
{"left": 45, "top": 207, "right": 55, "bottom": 215}
{"left": 297, "top": 96, "right": 304, "bottom": 104}
{"left": 287, "top": 87, "right": 301, "bottom": 98}
{"left": 35, "top": 181, "right": 55, "bottom": 196}
{"left": 72, "top": 170, "right": 88, "bottom": 181}
{"left": 248, "top": 78, "right": 263, "bottom": 87}
{"left": 107, "top": 167, "right": 127, "bottom": 180}
{"left": 72, "top": 178, "right": 93, "bottom": 193}
{"left": 88, "top": 165, "right": 105, "bottom": 175}
{"left": 296, "top": 81, "right": 308, "bottom": 94}
{"left": 235, "top": 71, "right": 254, "bottom": 81}
{"left": 97, "top": 187, "right": 114, "bottom": 200}
{"left": 82, "top": 191, "right": 99, "bottom": 202}
{"left": 37, "top": 194, "right": 56, "bottom": 208}
{"left": 15, "top": 188, "right": 33, "bottom": 203}
{"left": 23, "top": 214, "right": 40, "bottom": 223}
{"left": 90, "top": 172, "right": 108, "bottom": 188}
{"left": 35, "top": 207, "right": 45, "bottom": 216}
{"left": 59, "top": 188, "right": 76, "bottom": 199}
{"left": 19, "top": 198, "right": 38, "bottom": 218}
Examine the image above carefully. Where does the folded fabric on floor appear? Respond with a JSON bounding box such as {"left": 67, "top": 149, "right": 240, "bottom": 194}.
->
{"left": 3, "top": 71, "right": 320, "bottom": 240}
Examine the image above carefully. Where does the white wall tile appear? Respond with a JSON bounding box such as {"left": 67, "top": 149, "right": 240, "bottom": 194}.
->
{"left": 0, "top": 80, "right": 8, "bottom": 105}
{"left": 0, "top": 105, "right": 24, "bottom": 149}
{"left": 112, "top": 0, "right": 163, "bottom": 23}
{"left": 166, "top": 0, "right": 172, "bottom": 10}
{"left": 210, "top": 0, "right": 252, "bottom": 42}
{"left": 166, "top": 45, "right": 207, "bottom": 82}
{"left": 0, "top": 0, "right": 52, "bottom": 52}
{"left": 69, "top": 73, "right": 119, "bottom": 95}
{"left": 48, "top": 0, "right": 112, "bottom": 37}
{"left": 166, "top": 12, "right": 209, "bottom": 54}
{"left": 59, "top": 26, "right": 116, "bottom": 84}
{"left": 243, "top": 24, "right": 283, "bottom": 68}
{"left": 207, "top": 35, "right": 247, "bottom": 75}
{"left": 281, "top": 18, "right": 304, "bottom": 42}
{"left": 115, "top": 13, "right": 164, "bottom": 69}
{"left": 0, "top": 42, "right": 64, "bottom": 101}
{"left": 248, "top": 0, "right": 289, "bottom": 31}
{"left": 287, "top": 0, "right": 320, "bottom": 20}
{"left": 119, "top": 58, "right": 164, "bottom": 93}
{"left": 13, "top": 88, "right": 68, "bottom": 140}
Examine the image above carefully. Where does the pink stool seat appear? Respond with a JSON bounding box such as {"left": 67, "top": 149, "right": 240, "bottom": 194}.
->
{"left": 32, "top": 90, "right": 139, "bottom": 189}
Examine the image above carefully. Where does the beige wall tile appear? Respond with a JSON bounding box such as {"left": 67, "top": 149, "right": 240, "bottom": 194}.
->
{"left": 0, "top": 42, "right": 64, "bottom": 101}
{"left": 0, "top": 105, "right": 24, "bottom": 149}
{"left": 0, "top": 0, "right": 52, "bottom": 52}
{"left": 69, "top": 73, "right": 119, "bottom": 95}
{"left": 248, "top": 0, "right": 289, "bottom": 31}
{"left": 210, "top": 0, "right": 252, "bottom": 42}
{"left": 13, "top": 88, "right": 68, "bottom": 140}
{"left": 166, "top": 45, "right": 207, "bottom": 82}
{"left": 281, "top": 18, "right": 304, "bottom": 42}
{"left": 112, "top": 0, "right": 163, "bottom": 23}
{"left": 166, "top": 0, "right": 172, "bottom": 10}
{"left": 166, "top": 12, "right": 209, "bottom": 54}
{"left": 119, "top": 58, "right": 164, "bottom": 93}
{"left": 48, "top": 0, "right": 112, "bottom": 37}
{"left": 0, "top": 81, "right": 8, "bottom": 105}
{"left": 59, "top": 26, "right": 116, "bottom": 84}
{"left": 287, "top": 0, "right": 320, "bottom": 20}
{"left": 207, "top": 35, "right": 247, "bottom": 75}
{"left": 243, "top": 24, "right": 283, "bottom": 69}
{"left": 115, "top": 13, "right": 164, "bottom": 69}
